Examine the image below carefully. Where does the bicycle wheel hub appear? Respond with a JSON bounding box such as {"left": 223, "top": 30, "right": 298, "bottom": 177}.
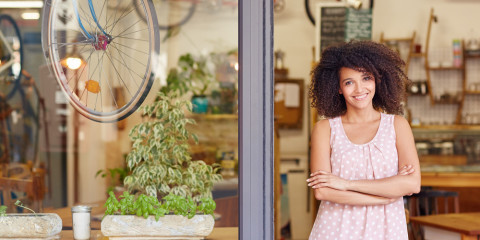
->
{"left": 93, "top": 35, "right": 109, "bottom": 50}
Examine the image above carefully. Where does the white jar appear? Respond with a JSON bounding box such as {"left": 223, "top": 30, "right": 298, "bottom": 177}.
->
{"left": 71, "top": 205, "right": 92, "bottom": 240}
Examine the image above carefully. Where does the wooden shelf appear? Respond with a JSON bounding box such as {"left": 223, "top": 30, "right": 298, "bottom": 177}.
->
{"left": 465, "top": 54, "right": 480, "bottom": 59}
{"left": 433, "top": 99, "right": 462, "bottom": 105}
{"left": 428, "top": 66, "right": 463, "bottom": 70}
{"left": 464, "top": 90, "right": 480, "bottom": 95}
{"left": 410, "top": 52, "right": 425, "bottom": 57}
{"left": 411, "top": 125, "right": 480, "bottom": 131}
{"left": 190, "top": 113, "right": 238, "bottom": 120}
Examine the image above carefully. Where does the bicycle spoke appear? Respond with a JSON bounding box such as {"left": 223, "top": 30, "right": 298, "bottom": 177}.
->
{"left": 103, "top": 53, "right": 119, "bottom": 109}
{"left": 79, "top": 5, "right": 97, "bottom": 34}
{"left": 109, "top": 42, "right": 148, "bottom": 68}
{"left": 114, "top": 36, "right": 149, "bottom": 42}
{"left": 108, "top": 44, "right": 142, "bottom": 89}
{"left": 114, "top": 27, "right": 149, "bottom": 38}
{"left": 109, "top": 5, "right": 136, "bottom": 34}
{"left": 112, "top": 19, "right": 144, "bottom": 41}
{"left": 97, "top": 0, "right": 108, "bottom": 30}
{"left": 94, "top": 51, "right": 107, "bottom": 112}
{"left": 111, "top": 41, "right": 149, "bottom": 55}
{"left": 104, "top": 51, "right": 133, "bottom": 99}
{"left": 68, "top": 48, "right": 95, "bottom": 91}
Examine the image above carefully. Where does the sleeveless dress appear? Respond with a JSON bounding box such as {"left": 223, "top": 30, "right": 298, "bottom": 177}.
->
{"left": 309, "top": 113, "right": 408, "bottom": 240}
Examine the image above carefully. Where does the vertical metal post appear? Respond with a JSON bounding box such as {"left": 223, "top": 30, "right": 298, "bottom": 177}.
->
{"left": 239, "top": 0, "right": 274, "bottom": 239}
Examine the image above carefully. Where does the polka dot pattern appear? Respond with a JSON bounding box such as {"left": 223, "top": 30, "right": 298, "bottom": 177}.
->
{"left": 309, "top": 113, "right": 408, "bottom": 240}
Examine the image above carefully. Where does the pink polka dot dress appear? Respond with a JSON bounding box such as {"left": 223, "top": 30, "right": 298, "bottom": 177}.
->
{"left": 309, "top": 113, "right": 408, "bottom": 240}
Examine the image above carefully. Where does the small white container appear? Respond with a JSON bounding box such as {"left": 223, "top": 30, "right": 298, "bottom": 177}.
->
{"left": 71, "top": 205, "right": 92, "bottom": 240}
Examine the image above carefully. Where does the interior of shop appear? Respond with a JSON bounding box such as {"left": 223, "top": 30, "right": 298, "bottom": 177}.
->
{"left": 0, "top": 0, "right": 480, "bottom": 239}
{"left": 275, "top": 0, "right": 480, "bottom": 239}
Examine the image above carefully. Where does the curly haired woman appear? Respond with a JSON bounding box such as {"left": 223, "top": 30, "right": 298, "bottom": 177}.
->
{"left": 307, "top": 41, "right": 420, "bottom": 240}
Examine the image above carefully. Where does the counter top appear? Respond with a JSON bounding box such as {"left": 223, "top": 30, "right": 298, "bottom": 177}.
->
{"left": 410, "top": 212, "right": 480, "bottom": 236}
{"left": 59, "top": 227, "right": 238, "bottom": 240}
{"left": 420, "top": 172, "right": 480, "bottom": 187}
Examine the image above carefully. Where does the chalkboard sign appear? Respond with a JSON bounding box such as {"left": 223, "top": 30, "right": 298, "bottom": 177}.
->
{"left": 345, "top": 8, "right": 372, "bottom": 41}
{"left": 315, "top": 3, "right": 372, "bottom": 61}
{"left": 320, "top": 7, "right": 346, "bottom": 53}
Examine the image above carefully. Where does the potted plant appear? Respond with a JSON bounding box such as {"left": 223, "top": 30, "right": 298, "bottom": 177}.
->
{"left": 95, "top": 156, "right": 130, "bottom": 197}
{"left": 162, "top": 53, "right": 215, "bottom": 114}
{"left": 0, "top": 201, "right": 62, "bottom": 238}
{"left": 100, "top": 91, "right": 222, "bottom": 239}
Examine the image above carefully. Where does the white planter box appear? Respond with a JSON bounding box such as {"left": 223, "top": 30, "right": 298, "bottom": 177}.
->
{"left": 0, "top": 213, "right": 62, "bottom": 239}
{"left": 101, "top": 215, "right": 215, "bottom": 240}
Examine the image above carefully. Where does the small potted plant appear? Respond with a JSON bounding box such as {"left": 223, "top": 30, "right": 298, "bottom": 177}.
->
{"left": 100, "top": 91, "right": 222, "bottom": 239}
{"left": 0, "top": 201, "right": 62, "bottom": 238}
{"left": 162, "top": 53, "right": 215, "bottom": 114}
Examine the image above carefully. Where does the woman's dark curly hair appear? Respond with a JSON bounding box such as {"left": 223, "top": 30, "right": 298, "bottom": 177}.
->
{"left": 309, "top": 40, "right": 410, "bottom": 118}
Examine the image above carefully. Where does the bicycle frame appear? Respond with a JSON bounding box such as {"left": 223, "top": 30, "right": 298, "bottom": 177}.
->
{"left": 72, "top": 0, "right": 109, "bottom": 40}
{"left": 0, "top": 30, "right": 15, "bottom": 75}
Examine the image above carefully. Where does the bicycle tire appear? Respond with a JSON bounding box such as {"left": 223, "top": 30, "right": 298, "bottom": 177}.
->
{"left": 0, "top": 14, "right": 24, "bottom": 100}
{"left": 134, "top": 0, "right": 196, "bottom": 31}
{"left": 305, "top": 0, "right": 316, "bottom": 25}
{"left": 42, "top": 0, "right": 160, "bottom": 122}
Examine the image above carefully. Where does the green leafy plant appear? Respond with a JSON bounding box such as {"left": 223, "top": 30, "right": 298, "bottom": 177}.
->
{"left": 95, "top": 164, "right": 130, "bottom": 193}
{"left": 104, "top": 191, "right": 215, "bottom": 220}
{"left": 15, "top": 200, "right": 36, "bottom": 216}
{"left": 0, "top": 206, "right": 6, "bottom": 217}
{"left": 123, "top": 91, "right": 222, "bottom": 202}
{"left": 160, "top": 53, "right": 214, "bottom": 96}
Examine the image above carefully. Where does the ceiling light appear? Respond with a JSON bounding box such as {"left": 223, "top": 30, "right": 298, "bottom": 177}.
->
{"left": 21, "top": 12, "right": 40, "bottom": 20}
{"left": 0, "top": 1, "right": 44, "bottom": 8}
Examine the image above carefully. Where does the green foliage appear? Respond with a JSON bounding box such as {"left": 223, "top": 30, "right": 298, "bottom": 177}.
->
{"left": 95, "top": 163, "right": 130, "bottom": 193}
{"left": 104, "top": 191, "right": 216, "bottom": 220}
{"left": 0, "top": 206, "right": 6, "bottom": 216}
{"left": 14, "top": 200, "right": 36, "bottom": 216}
{"left": 160, "top": 53, "right": 214, "bottom": 96}
{"left": 124, "top": 91, "right": 222, "bottom": 202}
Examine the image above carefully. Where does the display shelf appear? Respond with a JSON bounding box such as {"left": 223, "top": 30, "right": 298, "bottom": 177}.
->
{"left": 189, "top": 113, "right": 238, "bottom": 120}
{"left": 428, "top": 66, "right": 464, "bottom": 71}
{"left": 410, "top": 52, "right": 426, "bottom": 58}
{"left": 464, "top": 90, "right": 480, "bottom": 95}
{"left": 411, "top": 124, "right": 480, "bottom": 131}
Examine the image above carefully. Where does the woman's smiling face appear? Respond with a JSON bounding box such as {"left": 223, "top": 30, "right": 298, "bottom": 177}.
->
{"left": 338, "top": 67, "right": 376, "bottom": 111}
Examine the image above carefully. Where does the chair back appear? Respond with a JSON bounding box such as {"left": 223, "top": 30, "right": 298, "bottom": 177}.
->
{"left": 0, "top": 163, "right": 45, "bottom": 213}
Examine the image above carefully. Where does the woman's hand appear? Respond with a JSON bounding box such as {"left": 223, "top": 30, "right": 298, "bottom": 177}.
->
{"left": 398, "top": 164, "right": 414, "bottom": 176}
{"left": 307, "top": 170, "right": 350, "bottom": 191}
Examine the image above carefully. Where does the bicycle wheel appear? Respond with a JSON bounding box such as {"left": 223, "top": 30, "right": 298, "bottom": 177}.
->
{"left": 134, "top": 0, "right": 196, "bottom": 31}
{"left": 0, "top": 14, "right": 23, "bottom": 99}
{"left": 42, "top": 0, "right": 160, "bottom": 122}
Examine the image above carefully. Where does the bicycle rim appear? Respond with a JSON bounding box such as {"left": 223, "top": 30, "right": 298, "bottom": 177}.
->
{"left": 305, "top": 0, "right": 315, "bottom": 25}
{"left": 134, "top": 0, "right": 196, "bottom": 31}
{"left": 0, "top": 14, "right": 23, "bottom": 99}
{"left": 42, "top": 0, "right": 160, "bottom": 122}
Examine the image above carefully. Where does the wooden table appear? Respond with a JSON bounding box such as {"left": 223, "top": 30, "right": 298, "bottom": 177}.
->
{"left": 421, "top": 172, "right": 480, "bottom": 187}
{"left": 58, "top": 228, "right": 238, "bottom": 239}
{"left": 410, "top": 212, "right": 480, "bottom": 240}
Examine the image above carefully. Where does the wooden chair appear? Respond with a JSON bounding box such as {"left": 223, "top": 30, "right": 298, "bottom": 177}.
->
{"left": 406, "top": 188, "right": 459, "bottom": 240}
{"left": 214, "top": 195, "right": 238, "bottom": 227}
{"left": 407, "top": 188, "right": 460, "bottom": 216}
{"left": 0, "top": 163, "right": 45, "bottom": 213}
